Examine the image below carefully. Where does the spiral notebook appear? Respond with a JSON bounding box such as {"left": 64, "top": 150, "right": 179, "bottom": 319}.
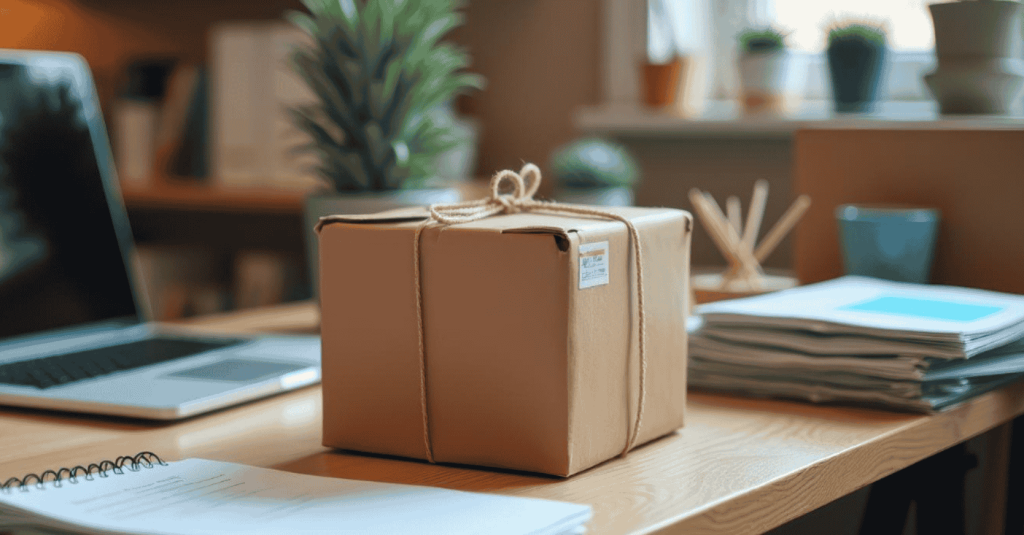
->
{"left": 0, "top": 453, "right": 592, "bottom": 535}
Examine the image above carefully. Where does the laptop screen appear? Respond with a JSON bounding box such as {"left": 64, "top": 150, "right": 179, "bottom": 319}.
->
{"left": 0, "top": 54, "right": 141, "bottom": 340}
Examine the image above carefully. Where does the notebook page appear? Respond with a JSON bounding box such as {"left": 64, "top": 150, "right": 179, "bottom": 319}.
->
{"left": 0, "top": 459, "right": 591, "bottom": 535}
{"left": 698, "top": 276, "right": 1024, "bottom": 337}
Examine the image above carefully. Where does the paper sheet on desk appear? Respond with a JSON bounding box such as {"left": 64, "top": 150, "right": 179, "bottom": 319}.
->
{"left": 0, "top": 459, "right": 591, "bottom": 535}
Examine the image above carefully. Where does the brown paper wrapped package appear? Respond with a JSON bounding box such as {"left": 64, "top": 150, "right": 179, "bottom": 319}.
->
{"left": 317, "top": 205, "right": 692, "bottom": 476}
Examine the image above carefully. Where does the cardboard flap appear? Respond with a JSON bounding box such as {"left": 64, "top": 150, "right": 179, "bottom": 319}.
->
{"left": 493, "top": 206, "right": 681, "bottom": 236}
{"left": 315, "top": 203, "right": 689, "bottom": 236}
{"left": 315, "top": 206, "right": 430, "bottom": 232}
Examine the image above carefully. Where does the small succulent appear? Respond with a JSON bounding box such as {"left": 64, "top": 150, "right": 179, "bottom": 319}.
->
{"left": 738, "top": 27, "right": 787, "bottom": 55}
{"left": 549, "top": 138, "right": 640, "bottom": 189}
{"left": 827, "top": 22, "right": 888, "bottom": 49}
{"left": 287, "top": 0, "right": 484, "bottom": 192}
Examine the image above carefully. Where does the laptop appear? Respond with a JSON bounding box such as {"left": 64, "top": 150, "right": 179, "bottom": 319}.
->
{"left": 0, "top": 50, "right": 320, "bottom": 420}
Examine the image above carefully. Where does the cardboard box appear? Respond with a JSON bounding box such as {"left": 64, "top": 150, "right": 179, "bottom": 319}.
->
{"left": 317, "top": 206, "right": 692, "bottom": 476}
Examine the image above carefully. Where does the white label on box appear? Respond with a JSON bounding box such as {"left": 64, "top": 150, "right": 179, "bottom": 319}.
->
{"left": 579, "top": 241, "right": 610, "bottom": 289}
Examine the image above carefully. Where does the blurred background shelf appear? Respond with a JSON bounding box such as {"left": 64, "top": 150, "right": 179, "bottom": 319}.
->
{"left": 121, "top": 180, "right": 307, "bottom": 214}
{"left": 122, "top": 180, "right": 312, "bottom": 320}
{"left": 577, "top": 101, "right": 1024, "bottom": 139}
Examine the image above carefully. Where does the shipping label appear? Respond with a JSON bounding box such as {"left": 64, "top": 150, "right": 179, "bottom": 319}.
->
{"left": 579, "top": 241, "right": 610, "bottom": 289}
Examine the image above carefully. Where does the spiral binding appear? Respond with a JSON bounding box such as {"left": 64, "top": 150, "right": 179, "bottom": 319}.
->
{"left": 1, "top": 451, "right": 166, "bottom": 493}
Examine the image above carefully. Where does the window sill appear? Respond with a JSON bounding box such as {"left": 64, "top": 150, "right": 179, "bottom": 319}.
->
{"left": 575, "top": 101, "right": 1024, "bottom": 139}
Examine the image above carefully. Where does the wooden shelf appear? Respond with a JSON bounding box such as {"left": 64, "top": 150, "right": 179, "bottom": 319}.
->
{"left": 120, "top": 179, "right": 493, "bottom": 215}
{"left": 121, "top": 181, "right": 307, "bottom": 215}
{"left": 577, "top": 101, "right": 1024, "bottom": 139}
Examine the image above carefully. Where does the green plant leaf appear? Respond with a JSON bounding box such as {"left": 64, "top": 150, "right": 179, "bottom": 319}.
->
{"left": 291, "top": 55, "right": 363, "bottom": 146}
{"left": 285, "top": 11, "right": 317, "bottom": 36}
{"left": 738, "top": 27, "right": 787, "bottom": 54}
{"left": 550, "top": 138, "right": 640, "bottom": 188}
{"left": 287, "top": 0, "right": 484, "bottom": 191}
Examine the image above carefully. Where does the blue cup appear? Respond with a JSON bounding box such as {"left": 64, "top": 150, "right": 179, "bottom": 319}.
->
{"left": 836, "top": 205, "right": 941, "bottom": 284}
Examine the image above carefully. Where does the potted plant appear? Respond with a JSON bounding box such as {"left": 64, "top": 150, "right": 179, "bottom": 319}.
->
{"left": 549, "top": 138, "right": 639, "bottom": 207}
{"left": 642, "top": 0, "right": 682, "bottom": 109}
{"left": 826, "top": 22, "right": 888, "bottom": 113}
{"left": 286, "top": 0, "right": 484, "bottom": 292}
{"left": 736, "top": 27, "right": 799, "bottom": 114}
{"left": 925, "top": 0, "right": 1024, "bottom": 115}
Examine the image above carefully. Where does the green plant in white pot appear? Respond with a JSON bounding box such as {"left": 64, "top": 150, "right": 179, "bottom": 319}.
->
{"left": 286, "top": 0, "right": 484, "bottom": 293}
{"left": 549, "top": 138, "right": 639, "bottom": 207}
{"left": 736, "top": 27, "right": 800, "bottom": 114}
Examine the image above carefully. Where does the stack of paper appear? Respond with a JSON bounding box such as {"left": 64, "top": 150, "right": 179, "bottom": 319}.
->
{"left": 690, "top": 277, "right": 1024, "bottom": 412}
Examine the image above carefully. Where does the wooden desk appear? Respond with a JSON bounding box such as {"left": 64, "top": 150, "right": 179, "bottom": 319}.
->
{"left": 4, "top": 302, "right": 1024, "bottom": 534}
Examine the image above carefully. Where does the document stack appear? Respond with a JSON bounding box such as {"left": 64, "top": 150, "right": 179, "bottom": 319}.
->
{"left": 689, "top": 277, "right": 1024, "bottom": 412}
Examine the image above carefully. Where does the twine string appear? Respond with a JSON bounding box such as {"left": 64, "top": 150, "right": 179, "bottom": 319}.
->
{"left": 413, "top": 164, "right": 647, "bottom": 463}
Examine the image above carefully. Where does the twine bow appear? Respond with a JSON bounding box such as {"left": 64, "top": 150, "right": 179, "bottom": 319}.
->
{"left": 427, "top": 165, "right": 544, "bottom": 224}
{"left": 412, "top": 164, "right": 648, "bottom": 464}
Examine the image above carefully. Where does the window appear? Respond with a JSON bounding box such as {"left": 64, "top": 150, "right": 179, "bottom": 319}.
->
{"left": 772, "top": 0, "right": 933, "bottom": 52}
{"left": 646, "top": 0, "right": 937, "bottom": 104}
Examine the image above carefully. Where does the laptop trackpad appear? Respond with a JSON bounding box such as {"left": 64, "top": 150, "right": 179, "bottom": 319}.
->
{"left": 165, "top": 359, "right": 309, "bottom": 382}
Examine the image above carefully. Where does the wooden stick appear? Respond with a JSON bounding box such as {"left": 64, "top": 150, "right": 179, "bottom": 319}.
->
{"left": 699, "top": 193, "right": 741, "bottom": 255}
{"left": 689, "top": 191, "right": 745, "bottom": 276}
{"left": 726, "top": 196, "right": 742, "bottom": 235}
{"left": 691, "top": 196, "right": 753, "bottom": 291}
{"left": 688, "top": 190, "right": 736, "bottom": 265}
{"left": 755, "top": 194, "right": 812, "bottom": 263}
{"left": 700, "top": 194, "right": 765, "bottom": 289}
{"left": 723, "top": 181, "right": 766, "bottom": 285}
{"left": 696, "top": 191, "right": 763, "bottom": 286}
{"left": 741, "top": 179, "right": 769, "bottom": 251}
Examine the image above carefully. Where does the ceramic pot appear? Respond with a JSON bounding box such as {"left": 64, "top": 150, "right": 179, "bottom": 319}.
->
{"left": 553, "top": 187, "right": 633, "bottom": 207}
{"left": 925, "top": 1, "right": 1024, "bottom": 115}
{"left": 641, "top": 57, "right": 682, "bottom": 108}
{"left": 836, "top": 205, "right": 940, "bottom": 284}
{"left": 737, "top": 51, "right": 803, "bottom": 114}
{"left": 827, "top": 41, "right": 887, "bottom": 113}
{"left": 303, "top": 188, "right": 460, "bottom": 296}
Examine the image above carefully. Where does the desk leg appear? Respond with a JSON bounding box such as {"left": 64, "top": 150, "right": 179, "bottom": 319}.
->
{"left": 858, "top": 469, "right": 914, "bottom": 535}
{"left": 859, "top": 443, "right": 975, "bottom": 535}
{"left": 980, "top": 422, "right": 1011, "bottom": 535}
{"left": 1004, "top": 417, "right": 1024, "bottom": 535}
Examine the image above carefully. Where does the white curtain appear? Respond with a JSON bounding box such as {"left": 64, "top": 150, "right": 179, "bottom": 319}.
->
{"left": 649, "top": 0, "right": 772, "bottom": 101}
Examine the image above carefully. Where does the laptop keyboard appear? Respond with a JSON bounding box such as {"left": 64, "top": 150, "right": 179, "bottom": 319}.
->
{"left": 0, "top": 337, "right": 246, "bottom": 389}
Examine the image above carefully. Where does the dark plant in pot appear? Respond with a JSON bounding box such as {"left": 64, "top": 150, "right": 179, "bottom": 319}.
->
{"left": 286, "top": 0, "right": 484, "bottom": 293}
{"left": 549, "top": 138, "right": 640, "bottom": 207}
{"left": 826, "top": 22, "right": 888, "bottom": 113}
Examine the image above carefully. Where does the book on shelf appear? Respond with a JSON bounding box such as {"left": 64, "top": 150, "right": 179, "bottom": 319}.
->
{"left": 268, "top": 23, "right": 321, "bottom": 190}
{"left": 114, "top": 61, "right": 210, "bottom": 186}
{"left": 690, "top": 276, "right": 1024, "bottom": 412}
{"left": 210, "top": 21, "right": 319, "bottom": 192}
{"left": 113, "top": 98, "right": 159, "bottom": 185}
{"left": 152, "top": 63, "right": 198, "bottom": 173}
{"left": 155, "top": 63, "right": 209, "bottom": 180}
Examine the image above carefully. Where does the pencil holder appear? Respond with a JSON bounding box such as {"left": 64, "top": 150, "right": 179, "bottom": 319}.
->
{"left": 836, "top": 205, "right": 940, "bottom": 284}
{"left": 687, "top": 181, "right": 809, "bottom": 304}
